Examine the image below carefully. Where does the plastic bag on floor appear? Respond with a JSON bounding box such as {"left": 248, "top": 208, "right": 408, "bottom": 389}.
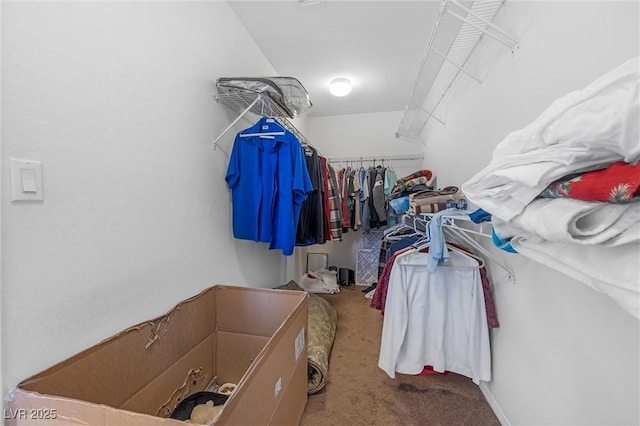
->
{"left": 299, "top": 268, "right": 340, "bottom": 294}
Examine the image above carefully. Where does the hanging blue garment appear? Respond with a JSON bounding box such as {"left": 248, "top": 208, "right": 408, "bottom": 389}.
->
{"left": 426, "top": 209, "right": 450, "bottom": 272}
{"left": 225, "top": 117, "right": 312, "bottom": 255}
{"left": 269, "top": 137, "right": 313, "bottom": 255}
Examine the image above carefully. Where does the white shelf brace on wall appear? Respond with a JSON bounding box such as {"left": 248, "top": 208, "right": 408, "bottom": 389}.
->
{"left": 213, "top": 91, "right": 312, "bottom": 156}
{"left": 397, "top": 0, "right": 519, "bottom": 142}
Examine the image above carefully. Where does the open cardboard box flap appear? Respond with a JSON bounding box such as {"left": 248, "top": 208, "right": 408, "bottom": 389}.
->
{"left": 8, "top": 285, "right": 308, "bottom": 425}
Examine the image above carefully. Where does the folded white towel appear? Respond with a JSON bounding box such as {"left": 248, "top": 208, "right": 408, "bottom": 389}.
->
{"left": 493, "top": 198, "right": 640, "bottom": 247}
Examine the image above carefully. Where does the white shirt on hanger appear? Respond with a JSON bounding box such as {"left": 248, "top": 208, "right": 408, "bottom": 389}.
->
{"left": 378, "top": 249, "right": 491, "bottom": 385}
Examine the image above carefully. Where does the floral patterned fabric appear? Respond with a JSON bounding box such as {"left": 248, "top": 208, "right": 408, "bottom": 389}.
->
{"left": 275, "top": 280, "right": 337, "bottom": 394}
{"left": 540, "top": 161, "right": 640, "bottom": 203}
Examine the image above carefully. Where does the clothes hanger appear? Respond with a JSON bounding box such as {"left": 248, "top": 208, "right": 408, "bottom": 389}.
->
{"left": 393, "top": 237, "right": 429, "bottom": 264}
{"left": 392, "top": 218, "right": 483, "bottom": 269}
{"left": 388, "top": 216, "right": 432, "bottom": 257}
{"left": 239, "top": 117, "right": 286, "bottom": 138}
{"left": 383, "top": 214, "right": 418, "bottom": 237}
{"left": 396, "top": 245, "right": 483, "bottom": 269}
{"left": 445, "top": 243, "right": 485, "bottom": 268}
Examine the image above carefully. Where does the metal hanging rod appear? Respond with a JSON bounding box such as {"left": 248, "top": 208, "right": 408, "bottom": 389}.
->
{"left": 328, "top": 154, "right": 424, "bottom": 164}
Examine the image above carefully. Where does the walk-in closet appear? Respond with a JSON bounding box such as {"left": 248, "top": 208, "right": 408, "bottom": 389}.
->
{"left": 2, "top": 1, "right": 639, "bottom": 425}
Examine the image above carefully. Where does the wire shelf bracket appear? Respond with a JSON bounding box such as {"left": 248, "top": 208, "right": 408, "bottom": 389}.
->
{"left": 213, "top": 91, "right": 313, "bottom": 155}
{"left": 397, "top": 0, "right": 519, "bottom": 141}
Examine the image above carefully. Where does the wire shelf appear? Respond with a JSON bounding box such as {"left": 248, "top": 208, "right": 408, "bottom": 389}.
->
{"left": 397, "top": 0, "right": 518, "bottom": 142}
{"left": 215, "top": 92, "right": 292, "bottom": 119}
{"left": 213, "top": 91, "right": 312, "bottom": 153}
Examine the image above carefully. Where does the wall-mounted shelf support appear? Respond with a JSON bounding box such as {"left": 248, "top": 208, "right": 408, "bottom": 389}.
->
{"left": 397, "top": 0, "right": 519, "bottom": 142}
{"left": 419, "top": 107, "right": 446, "bottom": 126}
{"left": 213, "top": 91, "right": 313, "bottom": 155}
{"left": 214, "top": 95, "right": 261, "bottom": 152}
{"left": 431, "top": 47, "right": 483, "bottom": 86}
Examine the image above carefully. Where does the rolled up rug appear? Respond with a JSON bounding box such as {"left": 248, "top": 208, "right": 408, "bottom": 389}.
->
{"left": 275, "top": 280, "right": 338, "bottom": 394}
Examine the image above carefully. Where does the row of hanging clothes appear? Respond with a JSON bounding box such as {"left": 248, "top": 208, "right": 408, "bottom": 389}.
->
{"left": 227, "top": 116, "right": 382, "bottom": 255}
{"left": 224, "top": 116, "right": 438, "bottom": 255}
{"left": 298, "top": 160, "right": 437, "bottom": 243}
{"left": 329, "top": 162, "right": 438, "bottom": 232}
{"left": 370, "top": 210, "right": 500, "bottom": 385}
{"left": 329, "top": 161, "right": 396, "bottom": 232}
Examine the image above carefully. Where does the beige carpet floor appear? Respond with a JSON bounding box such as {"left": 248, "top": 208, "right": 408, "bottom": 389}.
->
{"left": 300, "top": 286, "right": 500, "bottom": 426}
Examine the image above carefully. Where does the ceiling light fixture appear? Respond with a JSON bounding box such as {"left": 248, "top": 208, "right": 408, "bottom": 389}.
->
{"left": 329, "top": 78, "right": 352, "bottom": 97}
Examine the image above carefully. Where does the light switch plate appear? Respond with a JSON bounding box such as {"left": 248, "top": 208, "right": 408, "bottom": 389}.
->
{"left": 10, "top": 158, "right": 44, "bottom": 201}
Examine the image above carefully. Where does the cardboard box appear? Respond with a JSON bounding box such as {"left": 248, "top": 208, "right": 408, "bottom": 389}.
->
{"left": 7, "top": 286, "right": 308, "bottom": 425}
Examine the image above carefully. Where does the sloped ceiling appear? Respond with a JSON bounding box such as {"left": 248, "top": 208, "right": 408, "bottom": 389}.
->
{"left": 228, "top": 1, "right": 441, "bottom": 117}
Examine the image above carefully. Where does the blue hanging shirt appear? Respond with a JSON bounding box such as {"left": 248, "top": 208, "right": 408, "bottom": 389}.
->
{"left": 225, "top": 117, "right": 312, "bottom": 255}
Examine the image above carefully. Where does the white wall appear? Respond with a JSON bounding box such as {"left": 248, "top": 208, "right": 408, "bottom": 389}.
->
{"left": 0, "top": 0, "right": 4, "bottom": 399}
{"left": 421, "top": 2, "right": 639, "bottom": 425}
{"left": 1, "top": 1, "right": 288, "bottom": 394}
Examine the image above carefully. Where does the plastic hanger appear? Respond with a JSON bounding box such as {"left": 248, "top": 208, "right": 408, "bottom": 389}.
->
{"left": 383, "top": 216, "right": 410, "bottom": 237}
{"left": 396, "top": 242, "right": 483, "bottom": 269}
{"left": 445, "top": 244, "right": 485, "bottom": 268}
{"left": 393, "top": 217, "right": 485, "bottom": 269}
{"left": 383, "top": 214, "right": 422, "bottom": 238}
{"left": 239, "top": 117, "right": 286, "bottom": 138}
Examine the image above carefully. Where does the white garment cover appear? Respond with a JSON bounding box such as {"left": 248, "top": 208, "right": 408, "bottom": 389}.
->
{"left": 462, "top": 57, "right": 640, "bottom": 222}
{"left": 378, "top": 250, "right": 491, "bottom": 384}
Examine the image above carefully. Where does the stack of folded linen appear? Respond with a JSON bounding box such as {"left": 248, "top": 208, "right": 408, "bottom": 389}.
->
{"left": 462, "top": 57, "right": 640, "bottom": 319}
{"left": 407, "top": 186, "right": 461, "bottom": 215}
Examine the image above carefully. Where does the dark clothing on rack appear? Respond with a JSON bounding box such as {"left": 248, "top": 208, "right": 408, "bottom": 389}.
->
{"left": 377, "top": 230, "right": 420, "bottom": 279}
{"left": 341, "top": 167, "right": 352, "bottom": 231}
{"left": 367, "top": 167, "right": 380, "bottom": 228}
{"left": 366, "top": 166, "right": 387, "bottom": 228}
{"left": 373, "top": 167, "right": 388, "bottom": 223}
{"left": 296, "top": 146, "right": 327, "bottom": 246}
